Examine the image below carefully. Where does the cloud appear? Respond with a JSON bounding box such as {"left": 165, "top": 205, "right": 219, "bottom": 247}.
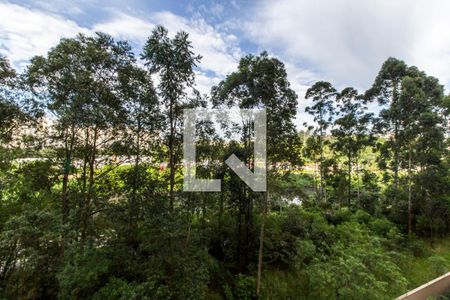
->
{"left": 0, "top": 2, "right": 241, "bottom": 90}
{"left": 0, "top": 2, "right": 88, "bottom": 68}
{"left": 92, "top": 12, "right": 154, "bottom": 45}
{"left": 96, "top": 10, "right": 242, "bottom": 77}
{"left": 31, "top": 0, "right": 85, "bottom": 16}
{"left": 151, "top": 11, "right": 241, "bottom": 76}
{"left": 246, "top": 0, "right": 450, "bottom": 90}
{"left": 92, "top": 10, "right": 241, "bottom": 90}
{"left": 195, "top": 71, "right": 222, "bottom": 96}
{"left": 283, "top": 63, "right": 317, "bottom": 127}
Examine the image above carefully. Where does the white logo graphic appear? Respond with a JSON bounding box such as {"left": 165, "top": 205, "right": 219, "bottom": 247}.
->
{"left": 183, "top": 108, "right": 266, "bottom": 192}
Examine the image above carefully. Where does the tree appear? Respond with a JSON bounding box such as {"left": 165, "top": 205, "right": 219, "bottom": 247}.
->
{"left": 118, "top": 62, "right": 160, "bottom": 245}
{"left": 365, "top": 58, "right": 409, "bottom": 194}
{"left": 0, "top": 56, "right": 37, "bottom": 146}
{"left": 305, "top": 81, "right": 337, "bottom": 202}
{"left": 367, "top": 59, "right": 447, "bottom": 234}
{"left": 331, "top": 87, "right": 373, "bottom": 208}
{"left": 396, "top": 73, "right": 446, "bottom": 234}
{"left": 212, "top": 51, "right": 300, "bottom": 295}
{"left": 0, "top": 56, "right": 20, "bottom": 145}
{"left": 26, "top": 33, "right": 135, "bottom": 243}
{"left": 142, "top": 25, "right": 201, "bottom": 213}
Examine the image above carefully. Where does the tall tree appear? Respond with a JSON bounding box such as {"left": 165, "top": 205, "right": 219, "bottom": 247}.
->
{"left": 0, "top": 56, "right": 35, "bottom": 146}
{"left": 26, "top": 33, "right": 135, "bottom": 242}
{"left": 0, "top": 56, "right": 20, "bottom": 144}
{"left": 212, "top": 51, "right": 300, "bottom": 295}
{"left": 367, "top": 58, "right": 447, "bottom": 233}
{"left": 118, "top": 63, "right": 160, "bottom": 245}
{"left": 365, "top": 58, "right": 408, "bottom": 194}
{"left": 142, "top": 25, "right": 201, "bottom": 213}
{"left": 331, "top": 87, "right": 373, "bottom": 208}
{"left": 396, "top": 73, "right": 445, "bottom": 234}
{"left": 305, "top": 81, "right": 337, "bottom": 202}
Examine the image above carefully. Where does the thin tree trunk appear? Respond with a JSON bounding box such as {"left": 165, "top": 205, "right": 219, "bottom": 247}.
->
{"left": 394, "top": 126, "right": 399, "bottom": 191}
{"left": 219, "top": 180, "right": 224, "bottom": 230}
{"left": 257, "top": 189, "right": 268, "bottom": 296}
{"left": 356, "top": 156, "right": 360, "bottom": 208}
{"left": 408, "top": 143, "right": 412, "bottom": 235}
{"left": 129, "top": 115, "right": 141, "bottom": 246}
{"left": 393, "top": 83, "right": 400, "bottom": 200}
{"left": 62, "top": 123, "right": 76, "bottom": 225}
{"left": 80, "top": 128, "right": 89, "bottom": 243}
{"left": 82, "top": 128, "right": 89, "bottom": 197}
{"left": 257, "top": 156, "right": 270, "bottom": 295}
{"left": 202, "top": 195, "right": 206, "bottom": 226}
{"left": 82, "top": 127, "right": 97, "bottom": 246}
{"left": 319, "top": 134, "right": 324, "bottom": 202}
{"left": 348, "top": 152, "right": 352, "bottom": 208}
{"left": 61, "top": 123, "right": 76, "bottom": 258}
{"left": 314, "top": 162, "right": 318, "bottom": 201}
{"left": 169, "top": 100, "right": 175, "bottom": 213}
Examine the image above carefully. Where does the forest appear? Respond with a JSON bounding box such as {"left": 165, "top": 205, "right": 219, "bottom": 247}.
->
{"left": 0, "top": 25, "right": 450, "bottom": 299}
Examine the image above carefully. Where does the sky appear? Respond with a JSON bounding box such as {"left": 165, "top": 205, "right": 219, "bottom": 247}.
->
{"left": 1, "top": 0, "right": 450, "bottom": 127}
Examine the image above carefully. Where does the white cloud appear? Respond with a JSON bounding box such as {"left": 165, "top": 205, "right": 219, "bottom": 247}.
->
{"left": 31, "top": 0, "right": 84, "bottom": 16}
{"left": 152, "top": 11, "right": 241, "bottom": 76}
{"left": 0, "top": 2, "right": 240, "bottom": 96}
{"left": 92, "top": 10, "right": 241, "bottom": 91}
{"left": 0, "top": 2, "right": 89, "bottom": 68}
{"left": 246, "top": 0, "right": 450, "bottom": 90}
{"left": 284, "top": 63, "right": 317, "bottom": 128}
{"left": 92, "top": 12, "right": 154, "bottom": 45}
{"left": 195, "top": 71, "right": 221, "bottom": 96}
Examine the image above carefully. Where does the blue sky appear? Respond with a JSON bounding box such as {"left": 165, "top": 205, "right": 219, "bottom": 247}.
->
{"left": 1, "top": 0, "right": 450, "bottom": 126}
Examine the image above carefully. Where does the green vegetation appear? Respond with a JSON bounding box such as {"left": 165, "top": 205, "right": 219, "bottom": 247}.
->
{"left": 0, "top": 26, "right": 449, "bottom": 299}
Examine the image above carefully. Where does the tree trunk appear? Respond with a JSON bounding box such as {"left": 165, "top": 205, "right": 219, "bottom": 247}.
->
{"left": 82, "top": 127, "right": 97, "bottom": 246}
{"left": 314, "top": 162, "right": 318, "bottom": 201}
{"left": 392, "top": 83, "right": 400, "bottom": 197}
{"left": 356, "top": 156, "right": 360, "bottom": 208}
{"left": 169, "top": 100, "right": 175, "bottom": 213}
{"left": 61, "top": 123, "right": 76, "bottom": 258}
{"left": 348, "top": 152, "right": 352, "bottom": 208}
{"left": 319, "top": 133, "right": 325, "bottom": 202}
{"left": 62, "top": 123, "right": 76, "bottom": 225}
{"left": 257, "top": 189, "right": 268, "bottom": 296}
{"left": 130, "top": 114, "right": 141, "bottom": 246}
{"left": 408, "top": 143, "right": 413, "bottom": 235}
{"left": 219, "top": 179, "right": 224, "bottom": 230}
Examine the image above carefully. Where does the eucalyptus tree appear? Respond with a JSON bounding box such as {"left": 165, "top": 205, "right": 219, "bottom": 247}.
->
{"left": 331, "top": 87, "right": 373, "bottom": 208}
{"left": 118, "top": 63, "right": 160, "bottom": 243}
{"left": 303, "top": 133, "right": 321, "bottom": 196}
{"left": 396, "top": 73, "right": 445, "bottom": 234}
{"left": 142, "top": 25, "right": 201, "bottom": 213}
{"left": 305, "top": 81, "right": 337, "bottom": 202}
{"left": 0, "top": 56, "right": 39, "bottom": 147}
{"left": 0, "top": 56, "right": 20, "bottom": 145}
{"left": 0, "top": 56, "right": 21, "bottom": 205}
{"left": 367, "top": 59, "right": 447, "bottom": 233}
{"left": 443, "top": 94, "right": 450, "bottom": 140}
{"left": 365, "top": 58, "right": 409, "bottom": 193}
{"left": 212, "top": 51, "right": 299, "bottom": 294}
{"left": 26, "top": 33, "right": 135, "bottom": 240}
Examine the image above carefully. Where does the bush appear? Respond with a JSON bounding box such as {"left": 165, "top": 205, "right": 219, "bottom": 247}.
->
{"left": 426, "top": 255, "right": 449, "bottom": 277}
{"left": 93, "top": 278, "right": 145, "bottom": 300}
{"left": 58, "top": 248, "right": 112, "bottom": 299}
{"left": 408, "top": 239, "right": 430, "bottom": 257}
{"left": 234, "top": 274, "right": 255, "bottom": 300}
{"left": 351, "top": 210, "right": 372, "bottom": 224}
{"left": 369, "top": 217, "right": 395, "bottom": 237}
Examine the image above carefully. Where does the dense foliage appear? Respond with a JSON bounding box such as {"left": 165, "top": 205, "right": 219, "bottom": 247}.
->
{"left": 0, "top": 27, "right": 449, "bottom": 299}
